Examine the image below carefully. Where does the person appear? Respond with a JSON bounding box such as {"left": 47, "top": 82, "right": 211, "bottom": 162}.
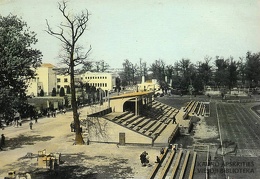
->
{"left": 70, "top": 122, "right": 75, "bottom": 132}
{"left": 140, "top": 151, "right": 147, "bottom": 166}
{"left": 29, "top": 121, "right": 33, "bottom": 130}
{"left": 1, "top": 134, "right": 5, "bottom": 149}
{"left": 160, "top": 148, "right": 164, "bottom": 155}
{"left": 172, "top": 145, "right": 176, "bottom": 152}
{"left": 156, "top": 156, "right": 161, "bottom": 163}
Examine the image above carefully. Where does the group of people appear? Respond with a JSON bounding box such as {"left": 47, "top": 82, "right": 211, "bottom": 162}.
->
{"left": 140, "top": 145, "right": 179, "bottom": 167}
{"left": 46, "top": 110, "right": 57, "bottom": 118}
{"left": 140, "top": 151, "right": 150, "bottom": 166}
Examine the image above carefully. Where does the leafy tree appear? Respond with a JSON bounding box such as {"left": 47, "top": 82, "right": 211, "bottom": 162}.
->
{"left": 195, "top": 56, "right": 213, "bottom": 91}
{"left": 176, "top": 59, "right": 195, "bottom": 92}
{"left": 0, "top": 15, "right": 42, "bottom": 120}
{"left": 150, "top": 59, "right": 166, "bottom": 87}
{"left": 66, "top": 86, "right": 71, "bottom": 94}
{"left": 59, "top": 87, "right": 65, "bottom": 97}
{"left": 227, "top": 57, "right": 239, "bottom": 89}
{"left": 51, "top": 88, "right": 57, "bottom": 96}
{"left": 121, "top": 59, "right": 134, "bottom": 85}
{"left": 39, "top": 89, "right": 44, "bottom": 96}
{"left": 46, "top": 1, "right": 91, "bottom": 144}
{"left": 115, "top": 77, "right": 121, "bottom": 94}
{"left": 245, "top": 51, "right": 260, "bottom": 87}
{"left": 237, "top": 57, "right": 247, "bottom": 86}
{"left": 214, "top": 57, "right": 229, "bottom": 87}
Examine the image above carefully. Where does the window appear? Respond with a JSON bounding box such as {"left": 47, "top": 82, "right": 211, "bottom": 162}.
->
{"left": 64, "top": 78, "right": 68, "bottom": 82}
{"left": 57, "top": 85, "right": 60, "bottom": 89}
{"left": 57, "top": 78, "right": 61, "bottom": 82}
{"left": 105, "top": 83, "right": 107, "bottom": 87}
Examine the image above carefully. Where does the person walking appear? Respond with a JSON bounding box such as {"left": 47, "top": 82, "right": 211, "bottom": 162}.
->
{"left": 1, "top": 134, "right": 5, "bottom": 149}
{"left": 29, "top": 121, "right": 33, "bottom": 130}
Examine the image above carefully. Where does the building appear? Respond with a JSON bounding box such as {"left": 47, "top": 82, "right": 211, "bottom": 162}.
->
{"left": 56, "top": 74, "right": 81, "bottom": 92}
{"left": 137, "top": 78, "right": 160, "bottom": 92}
{"left": 80, "top": 72, "right": 117, "bottom": 91}
{"left": 26, "top": 63, "right": 56, "bottom": 96}
{"left": 26, "top": 63, "right": 118, "bottom": 96}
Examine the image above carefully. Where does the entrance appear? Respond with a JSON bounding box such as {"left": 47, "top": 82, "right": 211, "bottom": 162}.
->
{"left": 119, "top": 132, "right": 125, "bottom": 145}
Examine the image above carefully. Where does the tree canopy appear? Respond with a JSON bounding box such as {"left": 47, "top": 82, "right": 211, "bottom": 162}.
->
{"left": 0, "top": 14, "right": 42, "bottom": 120}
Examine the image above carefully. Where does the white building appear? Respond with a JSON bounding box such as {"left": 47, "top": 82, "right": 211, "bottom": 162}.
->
{"left": 26, "top": 63, "right": 56, "bottom": 96}
{"left": 137, "top": 78, "right": 160, "bottom": 92}
{"left": 56, "top": 74, "right": 81, "bottom": 92}
{"left": 81, "top": 72, "right": 117, "bottom": 91}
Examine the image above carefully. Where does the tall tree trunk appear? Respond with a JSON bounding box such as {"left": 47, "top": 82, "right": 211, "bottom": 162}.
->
{"left": 70, "top": 52, "right": 84, "bottom": 145}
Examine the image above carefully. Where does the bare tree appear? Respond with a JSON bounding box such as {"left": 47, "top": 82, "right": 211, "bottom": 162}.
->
{"left": 46, "top": 1, "right": 91, "bottom": 144}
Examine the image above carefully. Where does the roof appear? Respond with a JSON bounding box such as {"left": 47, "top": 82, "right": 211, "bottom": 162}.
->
{"left": 109, "top": 91, "right": 154, "bottom": 100}
{"left": 41, "top": 63, "right": 55, "bottom": 68}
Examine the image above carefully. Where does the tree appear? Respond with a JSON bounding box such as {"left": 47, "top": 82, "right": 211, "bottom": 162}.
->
{"left": 150, "top": 59, "right": 166, "bottom": 87}
{"left": 39, "top": 89, "right": 44, "bottom": 96}
{"left": 227, "top": 57, "right": 239, "bottom": 89}
{"left": 66, "top": 86, "right": 71, "bottom": 94}
{"left": 245, "top": 51, "right": 260, "bottom": 87}
{"left": 121, "top": 59, "right": 135, "bottom": 85}
{"left": 46, "top": 1, "right": 91, "bottom": 144}
{"left": 51, "top": 88, "right": 57, "bottom": 96}
{"left": 214, "top": 57, "right": 229, "bottom": 87}
{"left": 93, "top": 60, "right": 110, "bottom": 72}
{"left": 0, "top": 14, "right": 42, "bottom": 120}
{"left": 195, "top": 56, "right": 213, "bottom": 91}
{"left": 59, "top": 87, "right": 65, "bottom": 97}
{"left": 174, "top": 59, "right": 195, "bottom": 93}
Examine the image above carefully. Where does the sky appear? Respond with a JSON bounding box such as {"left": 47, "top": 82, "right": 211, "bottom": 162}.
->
{"left": 0, "top": 0, "right": 260, "bottom": 68}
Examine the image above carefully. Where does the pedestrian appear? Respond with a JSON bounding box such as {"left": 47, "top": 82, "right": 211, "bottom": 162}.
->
{"left": 70, "top": 122, "right": 75, "bottom": 132}
{"left": 35, "top": 116, "right": 38, "bottom": 123}
{"left": 160, "top": 148, "right": 164, "bottom": 155}
{"left": 18, "top": 119, "right": 22, "bottom": 127}
{"left": 1, "top": 134, "right": 5, "bottom": 147}
{"left": 156, "top": 156, "right": 161, "bottom": 163}
{"left": 140, "top": 151, "right": 147, "bottom": 166}
{"left": 29, "top": 121, "right": 33, "bottom": 130}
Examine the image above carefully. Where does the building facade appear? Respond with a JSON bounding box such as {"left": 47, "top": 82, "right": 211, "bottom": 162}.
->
{"left": 27, "top": 63, "right": 118, "bottom": 96}
{"left": 81, "top": 72, "right": 117, "bottom": 91}
{"left": 26, "top": 63, "right": 56, "bottom": 96}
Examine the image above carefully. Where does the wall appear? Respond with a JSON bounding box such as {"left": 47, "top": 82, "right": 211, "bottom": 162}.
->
{"left": 86, "top": 117, "right": 152, "bottom": 145}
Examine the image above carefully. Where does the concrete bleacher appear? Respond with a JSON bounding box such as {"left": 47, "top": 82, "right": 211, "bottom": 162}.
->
{"left": 183, "top": 100, "right": 210, "bottom": 117}
{"left": 100, "top": 100, "right": 180, "bottom": 145}
{"left": 148, "top": 148, "right": 199, "bottom": 179}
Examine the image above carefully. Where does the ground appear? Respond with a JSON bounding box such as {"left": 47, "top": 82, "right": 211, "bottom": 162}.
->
{"left": 1, "top": 94, "right": 260, "bottom": 178}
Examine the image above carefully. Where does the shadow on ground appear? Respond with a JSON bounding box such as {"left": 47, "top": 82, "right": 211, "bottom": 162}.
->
{"left": 6, "top": 134, "right": 54, "bottom": 150}
{"left": 30, "top": 152, "right": 134, "bottom": 179}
